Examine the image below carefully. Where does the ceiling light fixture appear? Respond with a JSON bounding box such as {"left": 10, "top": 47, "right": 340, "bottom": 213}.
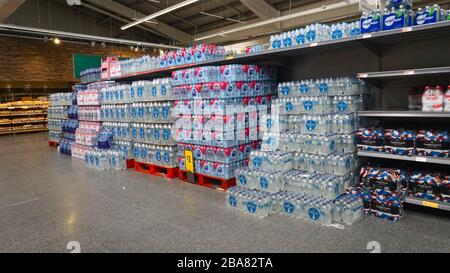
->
{"left": 121, "top": 0, "right": 199, "bottom": 30}
{"left": 194, "top": 1, "right": 354, "bottom": 41}
{"left": 53, "top": 37, "right": 61, "bottom": 44}
{"left": 225, "top": 18, "right": 246, "bottom": 24}
{"left": 131, "top": 17, "right": 159, "bottom": 24}
{"left": 0, "top": 23, "right": 182, "bottom": 49}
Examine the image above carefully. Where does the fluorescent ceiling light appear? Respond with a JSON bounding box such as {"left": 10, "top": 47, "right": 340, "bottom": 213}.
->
{"left": 225, "top": 18, "right": 246, "bottom": 24}
{"left": 0, "top": 23, "right": 182, "bottom": 49}
{"left": 121, "top": 0, "right": 199, "bottom": 30}
{"left": 132, "top": 17, "right": 158, "bottom": 24}
{"left": 200, "top": 11, "right": 224, "bottom": 19}
{"left": 195, "top": 1, "right": 355, "bottom": 41}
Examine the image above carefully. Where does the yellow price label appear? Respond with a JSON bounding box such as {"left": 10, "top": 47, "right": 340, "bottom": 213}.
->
{"left": 184, "top": 150, "right": 194, "bottom": 173}
{"left": 422, "top": 201, "right": 439, "bottom": 209}
{"left": 226, "top": 56, "right": 235, "bottom": 60}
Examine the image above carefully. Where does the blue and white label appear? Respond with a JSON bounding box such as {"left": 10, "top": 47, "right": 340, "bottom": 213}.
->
{"left": 238, "top": 175, "right": 247, "bottom": 186}
{"left": 163, "top": 129, "right": 170, "bottom": 140}
{"left": 331, "top": 29, "right": 343, "bottom": 39}
{"left": 260, "top": 177, "right": 269, "bottom": 189}
{"left": 283, "top": 37, "right": 292, "bottom": 47}
{"left": 281, "top": 86, "right": 290, "bottom": 95}
{"left": 137, "top": 87, "right": 143, "bottom": 98}
{"left": 296, "top": 34, "right": 306, "bottom": 45}
{"left": 163, "top": 153, "right": 170, "bottom": 163}
{"left": 303, "top": 101, "right": 313, "bottom": 111}
{"left": 308, "top": 208, "right": 320, "bottom": 220}
{"left": 306, "top": 120, "right": 316, "bottom": 131}
{"left": 229, "top": 196, "right": 237, "bottom": 208}
{"left": 162, "top": 107, "right": 169, "bottom": 118}
{"left": 318, "top": 82, "right": 329, "bottom": 93}
{"left": 299, "top": 84, "right": 309, "bottom": 94}
{"left": 337, "top": 101, "right": 347, "bottom": 112}
{"left": 152, "top": 87, "right": 157, "bottom": 97}
{"left": 152, "top": 108, "right": 159, "bottom": 119}
{"left": 285, "top": 102, "right": 294, "bottom": 112}
{"left": 252, "top": 157, "right": 262, "bottom": 167}
{"left": 283, "top": 202, "right": 295, "bottom": 214}
{"left": 247, "top": 202, "right": 257, "bottom": 214}
{"left": 306, "top": 30, "right": 316, "bottom": 42}
{"left": 155, "top": 151, "right": 161, "bottom": 162}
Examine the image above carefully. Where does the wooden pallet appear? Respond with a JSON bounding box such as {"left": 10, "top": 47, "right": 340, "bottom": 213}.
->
{"left": 178, "top": 170, "right": 236, "bottom": 191}
{"left": 134, "top": 161, "right": 178, "bottom": 179}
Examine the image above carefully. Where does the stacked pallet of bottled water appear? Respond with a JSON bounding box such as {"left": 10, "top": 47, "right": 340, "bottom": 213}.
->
{"left": 100, "top": 83, "right": 134, "bottom": 163}
{"left": 173, "top": 64, "right": 277, "bottom": 179}
{"left": 124, "top": 78, "right": 178, "bottom": 169}
{"left": 227, "top": 77, "right": 365, "bottom": 225}
{"left": 48, "top": 92, "right": 73, "bottom": 144}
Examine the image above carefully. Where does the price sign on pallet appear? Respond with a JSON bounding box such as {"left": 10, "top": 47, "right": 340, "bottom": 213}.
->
{"left": 184, "top": 150, "right": 196, "bottom": 183}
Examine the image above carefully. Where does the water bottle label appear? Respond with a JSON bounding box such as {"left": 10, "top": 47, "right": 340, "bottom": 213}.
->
{"left": 133, "top": 148, "right": 139, "bottom": 158}
{"left": 138, "top": 108, "right": 144, "bottom": 118}
{"left": 299, "top": 84, "right": 309, "bottom": 94}
{"left": 283, "top": 37, "right": 292, "bottom": 47}
{"left": 260, "top": 177, "right": 269, "bottom": 189}
{"left": 140, "top": 149, "right": 147, "bottom": 160}
{"left": 266, "top": 118, "right": 273, "bottom": 129}
{"left": 137, "top": 87, "right": 143, "bottom": 98}
{"left": 332, "top": 29, "right": 343, "bottom": 39}
{"left": 163, "top": 129, "right": 170, "bottom": 140}
{"left": 131, "top": 87, "right": 135, "bottom": 98}
{"left": 296, "top": 34, "right": 306, "bottom": 45}
{"left": 238, "top": 175, "right": 247, "bottom": 186}
{"left": 281, "top": 86, "right": 290, "bottom": 95}
{"left": 95, "top": 157, "right": 99, "bottom": 167}
{"left": 303, "top": 101, "right": 313, "bottom": 111}
{"left": 152, "top": 108, "right": 159, "bottom": 118}
{"left": 161, "top": 85, "right": 167, "bottom": 96}
{"left": 186, "top": 52, "right": 193, "bottom": 62}
{"left": 155, "top": 151, "right": 161, "bottom": 162}
{"left": 111, "top": 157, "right": 116, "bottom": 166}
{"left": 162, "top": 107, "right": 169, "bottom": 118}
{"left": 329, "top": 140, "right": 335, "bottom": 151}
{"left": 319, "top": 83, "right": 329, "bottom": 93}
{"left": 122, "top": 128, "right": 127, "bottom": 137}
{"left": 131, "top": 108, "right": 137, "bottom": 118}
{"left": 337, "top": 101, "right": 347, "bottom": 111}
{"left": 229, "top": 196, "right": 237, "bottom": 208}
{"left": 139, "top": 128, "right": 145, "bottom": 139}
{"left": 121, "top": 109, "right": 125, "bottom": 119}
{"left": 154, "top": 130, "right": 160, "bottom": 140}
{"left": 285, "top": 102, "right": 294, "bottom": 112}
{"left": 119, "top": 91, "right": 124, "bottom": 100}
{"left": 247, "top": 202, "right": 257, "bottom": 213}
{"left": 152, "top": 87, "right": 157, "bottom": 97}
{"left": 306, "top": 30, "right": 316, "bottom": 42}
{"left": 308, "top": 208, "right": 321, "bottom": 220}
{"left": 132, "top": 128, "right": 137, "bottom": 138}
{"left": 283, "top": 202, "right": 295, "bottom": 214}
{"left": 306, "top": 120, "right": 316, "bottom": 131}
{"left": 253, "top": 157, "right": 262, "bottom": 167}
{"left": 163, "top": 152, "right": 170, "bottom": 163}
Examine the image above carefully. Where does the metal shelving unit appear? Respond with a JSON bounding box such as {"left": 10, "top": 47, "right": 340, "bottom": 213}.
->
{"left": 358, "top": 111, "right": 450, "bottom": 118}
{"left": 357, "top": 150, "right": 450, "bottom": 165}
{"left": 0, "top": 104, "right": 49, "bottom": 136}
{"left": 405, "top": 197, "right": 450, "bottom": 211}
{"left": 108, "top": 21, "right": 450, "bottom": 82}
{"left": 357, "top": 66, "right": 450, "bottom": 79}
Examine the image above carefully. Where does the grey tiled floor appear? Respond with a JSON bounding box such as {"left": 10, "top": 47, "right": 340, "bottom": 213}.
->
{"left": 0, "top": 133, "right": 449, "bottom": 253}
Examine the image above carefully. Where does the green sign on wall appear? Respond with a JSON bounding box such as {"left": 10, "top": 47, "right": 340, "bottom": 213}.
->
{"left": 73, "top": 54, "right": 103, "bottom": 79}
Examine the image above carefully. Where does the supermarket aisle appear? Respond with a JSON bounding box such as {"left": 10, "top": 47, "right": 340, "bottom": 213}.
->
{"left": 0, "top": 133, "right": 449, "bottom": 253}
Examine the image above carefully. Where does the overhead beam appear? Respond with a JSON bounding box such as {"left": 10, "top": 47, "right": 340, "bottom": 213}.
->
{"left": 239, "top": 0, "right": 279, "bottom": 20}
{"left": 0, "top": 0, "right": 26, "bottom": 23}
{"left": 84, "top": 0, "right": 192, "bottom": 43}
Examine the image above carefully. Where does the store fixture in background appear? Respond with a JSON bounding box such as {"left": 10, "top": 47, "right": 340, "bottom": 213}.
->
{"left": 0, "top": 100, "right": 48, "bottom": 135}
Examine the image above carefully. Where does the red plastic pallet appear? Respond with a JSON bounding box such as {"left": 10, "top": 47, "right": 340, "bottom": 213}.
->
{"left": 178, "top": 170, "right": 235, "bottom": 191}
{"left": 48, "top": 141, "right": 59, "bottom": 148}
{"left": 134, "top": 161, "right": 179, "bottom": 179}
{"left": 126, "top": 159, "right": 135, "bottom": 169}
